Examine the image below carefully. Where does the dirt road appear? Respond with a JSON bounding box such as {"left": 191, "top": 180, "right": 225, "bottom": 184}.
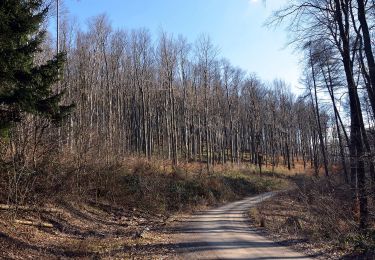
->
{"left": 173, "top": 192, "right": 314, "bottom": 260}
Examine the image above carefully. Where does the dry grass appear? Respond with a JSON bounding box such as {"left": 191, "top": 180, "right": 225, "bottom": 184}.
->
{"left": 249, "top": 177, "right": 375, "bottom": 259}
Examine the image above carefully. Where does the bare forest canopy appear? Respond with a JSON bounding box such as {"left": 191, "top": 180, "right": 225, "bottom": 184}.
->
{"left": 46, "top": 14, "right": 329, "bottom": 173}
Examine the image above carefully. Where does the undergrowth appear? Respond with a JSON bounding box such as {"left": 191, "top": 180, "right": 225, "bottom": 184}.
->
{"left": 0, "top": 156, "right": 289, "bottom": 215}
{"left": 249, "top": 176, "right": 375, "bottom": 258}
{"left": 89, "top": 159, "right": 289, "bottom": 214}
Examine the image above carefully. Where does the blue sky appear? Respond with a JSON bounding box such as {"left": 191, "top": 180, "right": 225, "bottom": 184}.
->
{"left": 56, "top": 0, "right": 302, "bottom": 94}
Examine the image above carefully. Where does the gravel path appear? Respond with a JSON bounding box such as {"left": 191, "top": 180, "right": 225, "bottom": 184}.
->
{"left": 173, "top": 192, "right": 315, "bottom": 260}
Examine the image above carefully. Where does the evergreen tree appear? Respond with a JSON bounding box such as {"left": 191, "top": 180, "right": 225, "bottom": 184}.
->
{"left": 0, "top": 0, "right": 72, "bottom": 133}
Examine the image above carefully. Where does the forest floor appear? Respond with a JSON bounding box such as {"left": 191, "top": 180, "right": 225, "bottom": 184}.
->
{"left": 0, "top": 199, "right": 176, "bottom": 259}
{"left": 0, "top": 159, "right": 291, "bottom": 259}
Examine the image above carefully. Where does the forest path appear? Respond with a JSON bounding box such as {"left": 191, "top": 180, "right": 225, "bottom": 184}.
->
{"left": 172, "top": 192, "right": 314, "bottom": 260}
